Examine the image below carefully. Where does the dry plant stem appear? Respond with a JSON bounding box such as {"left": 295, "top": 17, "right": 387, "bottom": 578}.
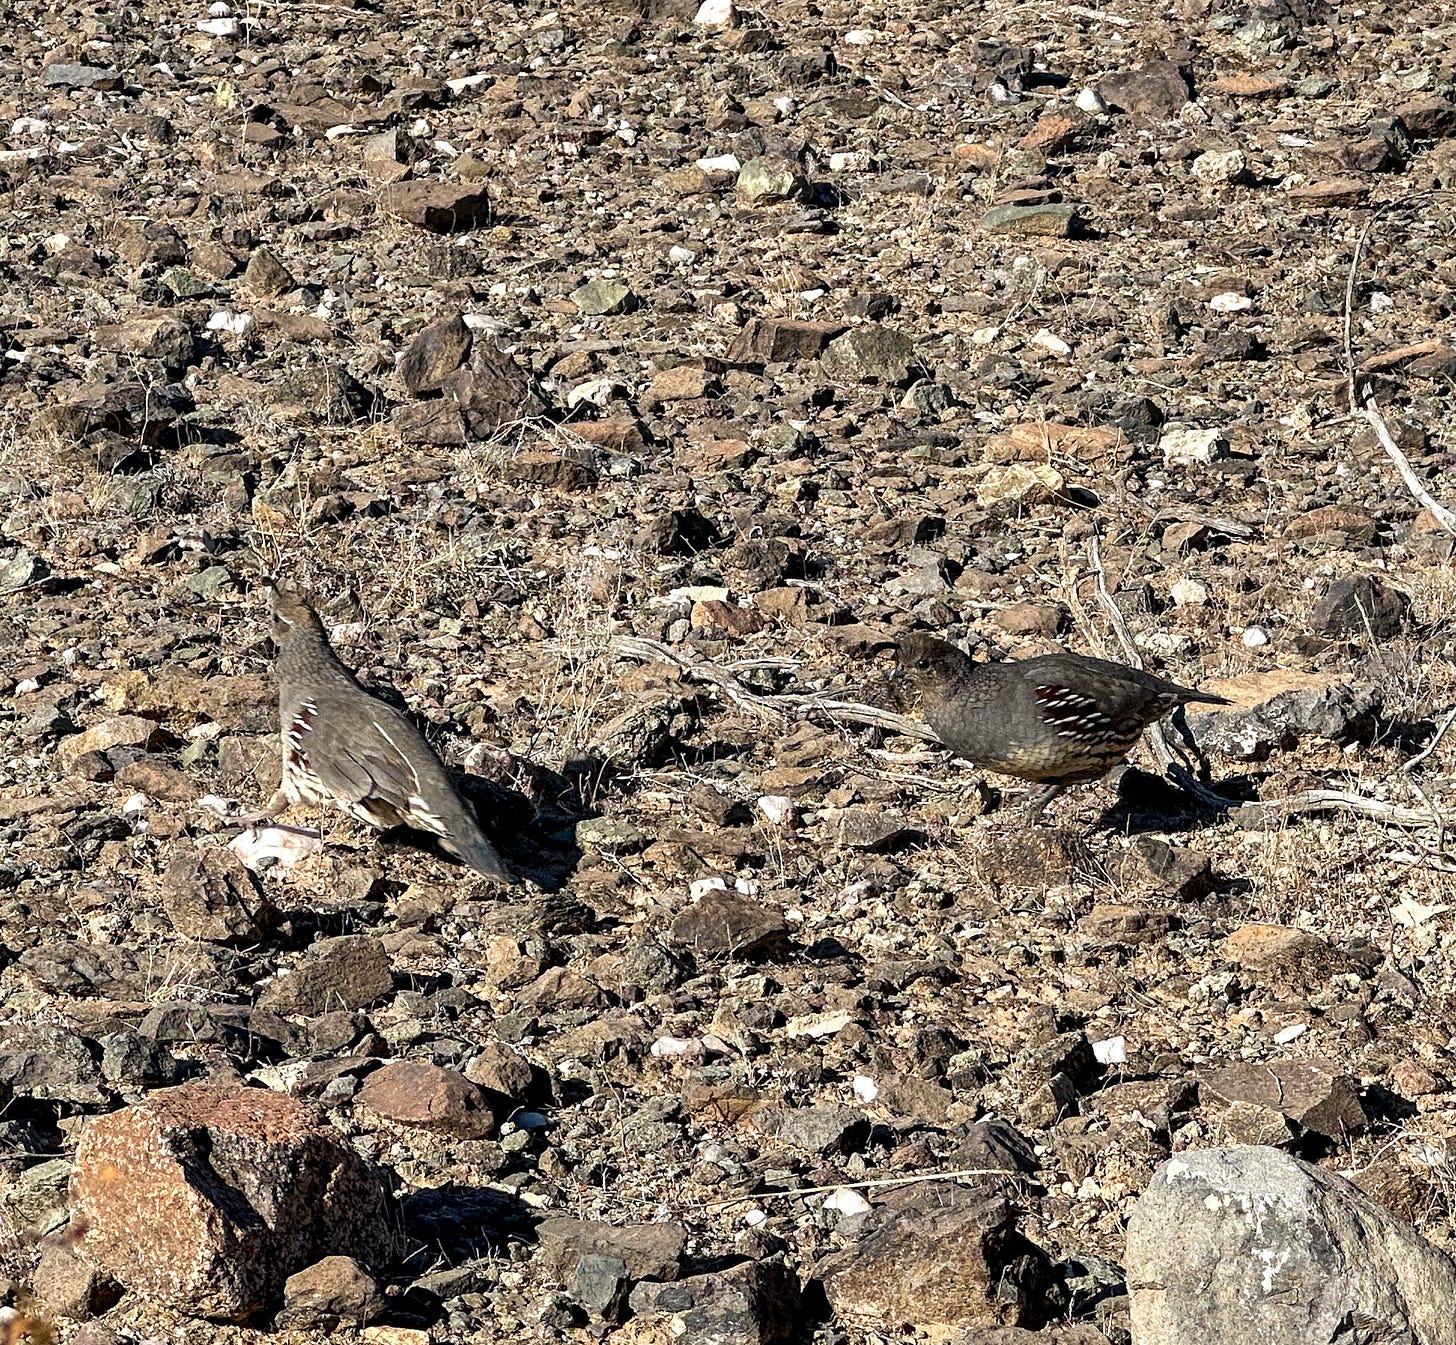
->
{"left": 1342, "top": 198, "right": 1456, "bottom": 535}
{"left": 1360, "top": 394, "right": 1456, "bottom": 536}
{"left": 1397, "top": 705, "right": 1456, "bottom": 858}
{"left": 700, "top": 1166, "right": 1029, "bottom": 1209}
{"left": 609, "top": 635, "right": 938, "bottom": 741}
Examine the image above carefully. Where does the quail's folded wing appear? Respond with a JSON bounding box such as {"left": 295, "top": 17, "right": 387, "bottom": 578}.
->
{"left": 309, "top": 703, "right": 427, "bottom": 828}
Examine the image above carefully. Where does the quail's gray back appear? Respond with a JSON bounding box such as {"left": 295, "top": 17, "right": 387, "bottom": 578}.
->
{"left": 268, "top": 586, "right": 512, "bottom": 882}
{"left": 897, "top": 634, "right": 1228, "bottom": 812}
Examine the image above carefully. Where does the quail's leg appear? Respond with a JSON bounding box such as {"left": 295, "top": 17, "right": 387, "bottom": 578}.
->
{"left": 1022, "top": 782, "right": 1063, "bottom": 823}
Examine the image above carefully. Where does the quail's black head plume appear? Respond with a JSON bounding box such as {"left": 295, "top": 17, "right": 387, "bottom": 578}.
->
{"left": 263, "top": 585, "right": 512, "bottom": 882}
{"left": 896, "top": 633, "right": 1228, "bottom": 819}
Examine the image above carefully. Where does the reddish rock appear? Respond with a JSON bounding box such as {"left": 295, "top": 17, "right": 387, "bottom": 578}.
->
{"left": 380, "top": 181, "right": 493, "bottom": 232}
{"left": 70, "top": 1082, "right": 391, "bottom": 1320}
{"left": 355, "top": 1060, "right": 496, "bottom": 1138}
{"left": 690, "top": 599, "right": 765, "bottom": 637}
{"left": 1207, "top": 73, "right": 1288, "bottom": 98}
{"left": 1019, "top": 114, "right": 1080, "bottom": 153}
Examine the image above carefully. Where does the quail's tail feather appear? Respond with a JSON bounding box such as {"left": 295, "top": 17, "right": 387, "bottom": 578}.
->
{"left": 448, "top": 831, "right": 513, "bottom": 882}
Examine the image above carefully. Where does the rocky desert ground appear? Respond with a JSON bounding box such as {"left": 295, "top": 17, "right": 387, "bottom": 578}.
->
{"left": 4, "top": 0, "right": 1456, "bottom": 1338}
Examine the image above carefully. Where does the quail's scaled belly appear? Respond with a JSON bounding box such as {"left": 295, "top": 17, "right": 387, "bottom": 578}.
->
{"left": 931, "top": 710, "right": 1127, "bottom": 782}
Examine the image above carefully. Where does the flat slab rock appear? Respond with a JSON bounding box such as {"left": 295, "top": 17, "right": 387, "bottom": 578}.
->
{"left": 1127, "top": 1146, "right": 1456, "bottom": 1345}
{"left": 70, "top": 1081, "right": 392, "bottom": 1320}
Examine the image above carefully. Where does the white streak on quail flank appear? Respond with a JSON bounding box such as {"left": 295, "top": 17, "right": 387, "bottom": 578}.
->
{"left": 371, "top": 718, "right": 423, "bottom": 794}
{"left": 407, "top": 794, "right": 446, "bottom": 834}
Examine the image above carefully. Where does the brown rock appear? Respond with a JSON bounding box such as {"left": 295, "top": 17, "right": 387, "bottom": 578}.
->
{"left": 115, "top": 759, "right": 198, "bottom": 802}
{"left": 380, "top": 181, "right": 493, "bottom": 231}
{"left": 399, "top": 313, "right": 473, "bottom": 394}
{"left": 1287, "top": 178, "right": 1370, "bottom": 208}
{"left": 984, "top": 422, "right": 1126, "bottom": 464}
{"left": 1221, "top": 922, "right": 1350, "bottom": 990}
{"left": 1207, "top": 73, "right": 1288, "bottom": 98}
{"left": 1079, "top": 904, "right": 1173, "bottom": 944}
{"left": 257, "top": 934, "right": 394, "bottom": 1015}
{"left": 277, "top": 1255, "right": 386, "bottom": 1330}
{"left": 1283, "top": 505, "right": 1375, "bottom": 543}
{"left": 1201, "top": 1058, "right": 1368, "bottom": 1139}
{"left": 241, "top": 247, "right": 296, "bottom": 298}
{"left": 535, "top": 1217, "right": 685, "bottom": 1282}
{"left": 1019, "top": 114, "right": 1080, "bottom": 153}
{"left": 666, "top": 890, "right": 789, "bottom": 958}
{"left": 464, "top": 1042, "right": 534, "bottom": 1099}
{"left": 725, "top": 317, "right": 847, "bottom": 363}
{"left": 33, "top": 1243, "right": 122, "bottom": 1321}
{"left": 70, "top": 1081, "right": 391, "bottom": 1320}
{"left": 355, "top": 1060, "right": 496, "bottom": 1138}
{"left": 1097, "top": 61, "right": 1192, "bottom": 119}
{"left": 162, "top": 845, "right": 274, "bottom": 944}
{"left": 567, "top": 418, "right": 647, "bottom": 454}
{"left": 393, "top": 399, "right": 467, "bottom": 446}
{"left": 820, "top": 1188, "right": 1049, "bottom": 1330}
{"left": 992, "top": 603, "right": 1062, "bottom": 637}
{"left": 506, "top": 448, "right": 595, "bottom": 490}
{"left": 645, "top": 362, "right": 720, "bottom": 405}
{"left": 690, "top": 599, "right": 765, "bottom": 637}
{"left": 58, "top": 716, "right": 160, "bottom": 771}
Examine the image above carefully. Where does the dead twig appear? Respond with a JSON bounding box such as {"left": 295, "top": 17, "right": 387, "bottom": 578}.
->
{"left": 609, "top": 635, "right": 938, "bottom": 741}
{"left": 700, "top": 1166, "right": 1031, "bottom": 1209}
{"left": 1343, "top": 198, "right": 1456, "bottom": 536}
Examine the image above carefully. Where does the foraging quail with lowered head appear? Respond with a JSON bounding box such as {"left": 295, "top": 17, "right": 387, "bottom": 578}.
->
{"left": 263, "top": 585, "right": 512, "bottom": 881}
{"left": 896, "top": 633, "right": 1228, "bottom": 818}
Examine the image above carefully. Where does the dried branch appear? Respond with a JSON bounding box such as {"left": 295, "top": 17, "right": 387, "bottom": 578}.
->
{"left": 609, "top": 635, "right": 938, "bottom": 741}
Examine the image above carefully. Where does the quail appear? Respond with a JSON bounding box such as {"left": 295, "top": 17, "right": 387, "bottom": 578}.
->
{"left": 262, "top": 585, "right": 512, "bottom": 881}
{"left": 896, "top": 633, "right": 1229, "bottom": 819}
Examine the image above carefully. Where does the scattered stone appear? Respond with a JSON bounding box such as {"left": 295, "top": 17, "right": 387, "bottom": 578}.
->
{"left": 535, "top": 1217, "right": 685, "bottom": 1282}
{"left": 666, "top": 890, "right": 790, "bottom": 958}
{"left": 821, "top": 324, "right": 919, "bottom": 385}
{"left": 754, "top": 1105, "right": 869, "bottom": 1155}
{"left": 571, "top": 279, "right": 635, "bottom": 315}
{"left": 43, "top": 63, "right": 122, "bottom": 90}
{"left": 736, "top": 156, "right": 802, "bottom": 204}
{"left": 1310, "top": 575, "right": 1410, "bottom": 638}
{"left": 277, "top": 1257, "right": 387, "bottom": 1330}
{"left": 241, "top": 247, "right": 296, "bottom": 297}
{"left": 399, "top": 313, "right": 473, "bottom": 394}
{"left": 1098, "top": 61, "right": 1192, "bottom": 118}
{"left": 1201, "top": 1058, "right": 1368, "bottom": 1139}
{"left": 355, "top": 1060, "right": 496, "bottom": 1137}
{"left": 981, "top": 202, "right": 1078, "bottom": 237}
{"left": 380, "top": 181, "right": 493, "bottom": 231}
{"left": 1187, "top": 670, "right": 1380, "bottom": 759}
{"left": 161, "top": 845, "right": 274, "bottom": 944}
{"left": 629, "top": 1260, "right": 800, "bottom": 1345}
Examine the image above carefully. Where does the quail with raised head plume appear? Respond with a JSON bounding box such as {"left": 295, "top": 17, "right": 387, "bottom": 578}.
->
{"left": 262, "top": 585, "right": 512, "bottom": 881}
{"left": 896, "top": 633, "right": 1228, "bottom": 818}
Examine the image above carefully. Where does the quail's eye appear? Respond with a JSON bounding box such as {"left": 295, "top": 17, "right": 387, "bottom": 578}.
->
{"left": 916, "top": 658, "right": 929, "bottom": 670}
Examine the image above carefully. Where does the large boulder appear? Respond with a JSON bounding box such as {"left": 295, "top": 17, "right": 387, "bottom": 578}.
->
{"left": 70, "top": 1081, "right": 392, "bottom": 1320}
{"left": 1126, "top": 1146, "right": 1456, "bottom": 1345}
